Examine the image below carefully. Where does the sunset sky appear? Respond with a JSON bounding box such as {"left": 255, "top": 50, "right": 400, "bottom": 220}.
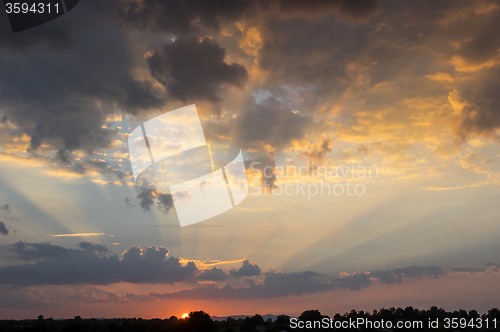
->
{"left": 1, "top": 0, "right": 500, "bottom": 320}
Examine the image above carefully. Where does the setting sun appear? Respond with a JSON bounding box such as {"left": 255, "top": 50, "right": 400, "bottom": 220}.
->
{"left": 181, "top": 313, "right": 189, "bottom": 319}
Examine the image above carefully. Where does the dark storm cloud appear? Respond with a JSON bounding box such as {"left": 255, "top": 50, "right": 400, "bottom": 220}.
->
{"left": 458, "top": 9, "right": 500, "bottom": 64}
{"left": 198, "top": 267, "right": 229, "bottom": 281}
{"left": 105, "top": 0, "right": 263, "bottom": 35}
{"left": 55, "top": 149, "right": 72, "bottom": 164}
{"left": 147, "top": 35, "right": 248, "bottom": 104}
{"left": 0, "top": 13, "right": 74, "bottom": 52}
{"left": 451, "top": 68, "right": 500, "bottom": 140}
{"left": 0, "top": 222, "right": 8, "bottom": 235}
{"left": 9, "top": 241, "right": 108, "bottom": 260}
{"left": 0, "top": 4, "right": 164, "bottom": 161}
{"left": 278, "top": 0, "right": 379, "bottom": 19}
{"left": 203, "top": 96, "right": 313, "bottom": 188}
{"left": 229, "top": 260, "right": 261, "bottom": 278}
{"left": 233, "top": 98, "right": 314, "bottom": 151}
{"left": 0, "top": 245, "right": 197, "bottom": 286}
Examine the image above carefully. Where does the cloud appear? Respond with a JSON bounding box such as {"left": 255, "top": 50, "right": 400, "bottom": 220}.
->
{"left": 0, "top": 2, "right": 166, "bottom": 172}
{"left": 198, "top": 267, "right": 230, "bottom": 281}
{"left": 448, "top": 68, "right": 500, "bottom": 140}
{"left": 136, "top": 189, "right": 175, "bottom": 213}
{"left": 127, "top": 269, "right": 332, "bottom": 301}
{"left": 234, "top": 99, "right": 313, "bottom": 151}
{"left": 0, "top": 222, "right": 8, "bottom": 235}
{"left": 9, "top": 241, "right": 108, "bottom": 260}
{"left": 0, "top": 245, "right": 197, "bottom": 286}
{"left": 147, "top": 35, "right": 248, "bottom": 104}
{"left": 158, "top": 193, "right": 174, "bottom": 213}
{"left": 105, "top": 0, "right": 262, "bottom": 35}
{"left": 369, "top": 266, "right": 443, "bottom": 285}
{"left": 229, "top": 260, "right": 261, "bottom": 278}
{"left": 451, "top": 267, "right": 487, "bottom": 274}
{"left": 277, "top": 0, "right": 379, "bottom": 19}
{"left": 0, "top": 204, "right": 10, "bottom": 213}
{"left": 137, "top": 189, "right": 156, "bottom": 212}
{"left": 457, "top": 9, "right": 500, "bottom": 64}
{"left": 198, "top": 180, "right": 213, "bottom": 190}
{"left": 126, "top": 264, "right": 448, "bottom": 301}
{"left": 299, "top": 138, "right": 333, "bottom": 164}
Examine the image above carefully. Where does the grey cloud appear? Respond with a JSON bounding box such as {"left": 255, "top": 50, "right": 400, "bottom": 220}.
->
{"left": 147, "top": 35, "right": 248, "bottom": 104}
{"left": 369, "top": 266, "right": 443, "bottom": 286}
{"left": 48, "top": 156, "right": 130, "bottom": 182}
{"left": 9, "top": 241, "right": 108, "bottom": 261}
{"left": 278, "top": 0, "right": 379, "bottom": 19}
{"left": 229, "top": 260, "right": 261, "bottom": 278}
{"left": 0, "top": 245, "right": 197, "bottom": 286}
{"left": 67, "top": 287, "right": 120, "bottom": 304}
{"left": 124, "top": 198, "right": 134, "bottom": 207}
{"left": 127, "top": 269, "right": 332, "bottom": 301}
{"left": 79, "top": 159, "right": 128, "bottom": 179}
{"left": 127, "top": 265, "right": 447, "bottom": 301}
{"left": 452, "top": 68, "right": 500, "bottom": 140}
{"left": 452, "top": 267, "right": 487, "bottom": 274}
{"left": 336, "top": 272, "right": 371, "bottom": 291}
{"left": 234, "top": 99, "right": 313, "bottom": 151}
{"left": 300, "top": 139, "right": 333, "bottom": 164}
{"left": 1, "top": 204, "right": 10, "bottom": 213}
{"left": 458, "top": 10, "right": 500, "bottom": 64}
{"left": 157, "top": 193, "right": 174, "bottom": 214}
{"left": 0, "top": 286, "right": 55, "bottom": 309}
{"left": 137, "top": 189, "right": 156, "bottom": 212}
{"left": 105, "top": 0, "right": 263, "bottom": 35}
{"left": 0, "top": 4, "right": 164, "bottom": 164}
{"left": 78, "top": 242, "right": 109, "bottom": 255}
{"left": 392, "top": 265, "right": 443, "bottom": 279}
{"left": 245, "top": 152, "right": 277, "bottom": 190}
{"left": 198, "top": 267, "right": 229, "bottom": 281}
{"left": 135, "top": 188, "right": 174, "bottom": 214}
{"left": 0, "top": 222, "right": 8, "bottom": 235}
{"left": 0, "top": 13, "right": 74, "bottom": 53}
{"left": 203, "top": 95, "right": 313, "bottom": 188}
{"left": 486, "top": 262, "right": 499, "bottom": 272}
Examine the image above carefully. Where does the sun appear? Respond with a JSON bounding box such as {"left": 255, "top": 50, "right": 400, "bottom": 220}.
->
{"left": 182, "top": 313, "right": 189, "bottom": 319}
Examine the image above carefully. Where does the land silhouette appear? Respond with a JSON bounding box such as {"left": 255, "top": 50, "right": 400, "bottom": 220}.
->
{"left": 1, "top": 307, "right": 499, "bottom": 331}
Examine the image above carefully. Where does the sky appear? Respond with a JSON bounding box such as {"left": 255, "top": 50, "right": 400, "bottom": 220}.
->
{"left": 1, "top": 0, "right": 500, "bottom": 320}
